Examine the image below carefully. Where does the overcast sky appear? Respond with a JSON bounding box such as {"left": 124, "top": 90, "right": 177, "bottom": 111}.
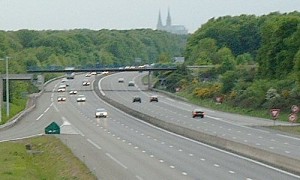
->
{"left": 1, "top": 0, "right": 300, "bottom": 33}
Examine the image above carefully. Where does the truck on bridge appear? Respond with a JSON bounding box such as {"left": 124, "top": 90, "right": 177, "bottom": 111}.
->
{"left": 65, "top": 67, "right": 75, "bottom": 79}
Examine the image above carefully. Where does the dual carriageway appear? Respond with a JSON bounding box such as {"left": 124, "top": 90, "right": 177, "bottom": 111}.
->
{"left": 0, "top": 71, "right": 300, "bottom": 179}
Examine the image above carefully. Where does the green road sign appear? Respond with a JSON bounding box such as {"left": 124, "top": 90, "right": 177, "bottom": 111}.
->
{"left": 45, "top": 122, "right": 60, "bottom": 134}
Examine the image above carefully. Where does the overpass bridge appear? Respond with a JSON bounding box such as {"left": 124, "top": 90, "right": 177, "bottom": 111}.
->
{"left": 27, "top": 66, "right": 177, "bottom": 90}
{"left": 27, "top": 67, "right": 177, "bottom": 73}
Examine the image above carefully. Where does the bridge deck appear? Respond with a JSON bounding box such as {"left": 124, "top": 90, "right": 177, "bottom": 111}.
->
{"left": 0, "top": 74, "right": 33, "bottom": 80}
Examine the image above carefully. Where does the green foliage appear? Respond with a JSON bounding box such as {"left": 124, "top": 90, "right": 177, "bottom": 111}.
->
{"left": 220, "top": 71, "right": 237, "bottom": 93}
{"left": 0, "top": 136, "right": 96, "bottom": 179}
{"left": 0, "top": 29, "right": 186, "bottom": 122}
{"left": 169, "top": 12, "right": 300, "bottom": 115}
{"left": 257, "top": 14, "right": 300, "bottom": 79}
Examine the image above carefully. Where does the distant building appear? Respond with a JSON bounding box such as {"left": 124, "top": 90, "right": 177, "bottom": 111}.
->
{"left": 157, "top": 9, "right": 188, "bottom": 35}
{"left": 173, "top": 57, "right": 185, "bottom": 64}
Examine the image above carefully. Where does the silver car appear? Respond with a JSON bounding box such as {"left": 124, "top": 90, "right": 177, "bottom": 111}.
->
{"left": 76, "top": 95, "right": 86, "bottom": 102}
{"left": 95, "top": 108, "right": 108, "bottom": 118}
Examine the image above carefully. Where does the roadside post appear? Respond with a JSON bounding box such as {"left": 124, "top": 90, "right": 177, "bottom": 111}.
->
{"left": 270, "top": 108, "right": 280, "bottom": 126}
{"left": 289, "top": 105, "right": 299, "bottom": 123}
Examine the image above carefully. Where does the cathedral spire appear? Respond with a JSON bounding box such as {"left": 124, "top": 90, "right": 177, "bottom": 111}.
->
{"left": 166, "top": 8, "right": 171, "bottom": 26}
{"left": 157, "top": 10, "right": 163, "bottom": 30}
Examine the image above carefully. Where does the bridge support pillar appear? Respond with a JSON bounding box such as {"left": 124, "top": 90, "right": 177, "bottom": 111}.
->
{"left": 148, "top": 71, "right": 152, "bottom": 90}
{"left": 0, "top": 76, "right": 2, "bottom": 122}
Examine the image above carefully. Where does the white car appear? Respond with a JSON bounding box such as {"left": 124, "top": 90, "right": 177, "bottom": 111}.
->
{"left": 95, "top": 108, "right": 108, "bottom": 118}
{"left": 118, "top": 78, "right": 124, "bottom": 83}
{"left": 91, "top": 72, "right": 97, "bottom": 75}
{"left": 57, "top": 84, "right": 67, "bottom": 92}
{"left": 57, "top": 95, "right": 66, "bottom": 102}
{"left": 69, "top": 90, "right": 78, "bottom": 95}
{"left": 77, "top": 95, "right": 86, "bottom": 102}
{"left": 57, "top": 87, "right": 66, "bottom": 92}
{"left": 82, "top": 80, "right": 90, "bottom": 86}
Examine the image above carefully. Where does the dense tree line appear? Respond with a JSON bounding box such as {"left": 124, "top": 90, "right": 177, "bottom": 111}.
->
{"left": 0, "top": 29, "right": 187, "bottom": 70}
{"left": 162, "top": 12, "right": 300, "bottom": 114}
{"left": 0, "top": 29, "right": 187, "bottom": 123}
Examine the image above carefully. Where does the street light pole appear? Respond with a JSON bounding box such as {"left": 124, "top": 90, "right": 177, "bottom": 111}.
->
{"left": 5, "top": 56, "right": 9, "bottom": 117}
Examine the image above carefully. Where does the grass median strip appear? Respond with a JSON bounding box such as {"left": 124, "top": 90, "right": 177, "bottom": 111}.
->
{"left": 0, "top": 135, "right": 96, "bottom": 180}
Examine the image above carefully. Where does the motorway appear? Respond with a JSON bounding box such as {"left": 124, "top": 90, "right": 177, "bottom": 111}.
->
{"left": 0, "top": 72, "right": 299, "bottom": 179}
{"left": 100, "top": 72, "right": 300, "bottom": 161}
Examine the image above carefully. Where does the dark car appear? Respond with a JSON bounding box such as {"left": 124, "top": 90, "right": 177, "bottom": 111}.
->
{"left": 192, "top": 109, "right": 205, "bottom": 118}
{"left": 149, "top": 95, "right": 158, "bottom": 102}
{"left": 133, "top": 96, "right": 141, "bottom": 103}
{"left": 128, "top": 81, "right": 135, "bottom": 86}
{"left": 118, "top": 78, "right": 124, "bottom": 83}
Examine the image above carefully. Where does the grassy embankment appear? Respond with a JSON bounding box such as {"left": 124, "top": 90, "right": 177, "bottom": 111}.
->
{"left": 0, "top": 135, "right": 96, "bottom": 180}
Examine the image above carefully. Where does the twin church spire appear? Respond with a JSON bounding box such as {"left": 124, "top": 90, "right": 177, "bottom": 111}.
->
{"left": 157, "top": 8, "right": 171, "bottom": 29}
{"left": 156, "top": 9, "right": 188, "bottom": 35}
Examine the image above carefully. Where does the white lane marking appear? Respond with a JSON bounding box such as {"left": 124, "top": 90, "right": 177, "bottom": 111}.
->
{"left": 87, "top": 139, "right": 102, "bottom": 150}
{"left": 276, "top": 134, "right": 300, "bottom": 141}
{"left": 0, "top": 133, "right": 43, "bottom": 143}
{"left": 36, "top": 114, "right": 44, "bottom": 121}
{"left": 106, "top": 153, "right": 128, "bottom": 169}
{"left": 60, "top": 116, "right": 85, "bottom": 136}
{"left": 44, "top": 107, "right": 50, "bottom": 113}
{"left": 136, "top": 175, "right": 144, "bottom": 180}
{"left": 53, "top": 103, "right": 59, "bottom": 112}
{"left": 98, "top": 77, "right": 106, "bottom": 96}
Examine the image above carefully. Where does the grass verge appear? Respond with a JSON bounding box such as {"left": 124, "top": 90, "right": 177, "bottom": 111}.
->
{"left": 0, "top": 135, "right": 96, "bottom": 180}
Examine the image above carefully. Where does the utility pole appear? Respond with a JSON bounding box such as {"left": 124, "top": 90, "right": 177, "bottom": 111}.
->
{"left": 0, "top": 56, "right": 10, "bottom": 119}
{"left": 6, "top": 56, "right": 9, "bottom": 117}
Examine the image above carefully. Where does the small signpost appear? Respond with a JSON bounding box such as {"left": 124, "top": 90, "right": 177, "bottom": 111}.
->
{"left": 45, "top": 122, "right": 60, "bottom": 134}
{"left": 289, "top": 105, "right": 299, "bottom": 123}
{"left": 216, "top": 96, "right": 223, "bottom": 104}
{"left": 291, "top": 105, "right": 299, "bottom": 114}
{"left": 289, "top": 113, "right": 297, "bottom": 123}
{"left": 270, "top": 109, "right": 280, "bottom": 125}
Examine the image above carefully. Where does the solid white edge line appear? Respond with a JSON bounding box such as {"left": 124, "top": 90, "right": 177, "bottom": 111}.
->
{"left": 0, "top": 134, "right": 44, "bottom": 143}
{"left": 106, "top": 153, "right": 128, "bottom": 169}
{"left": 87, "top": 138, "right": 102, "bottom": 150}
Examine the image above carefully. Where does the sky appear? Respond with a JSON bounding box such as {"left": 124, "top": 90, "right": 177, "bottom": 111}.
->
{"left": 1, "top": 0, "right": 300, "bottom": 33}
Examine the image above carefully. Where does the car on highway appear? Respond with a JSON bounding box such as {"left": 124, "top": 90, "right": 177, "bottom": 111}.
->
{"left": 57, "top": 95, "right": 66, "bottom": 102}
{"left": 69, "top": 90, "right": 78, "bottom": 95}
{"left": 192, "top": 109, "right": 205, "bottom": 118}
{"left": 133, "top": 96, "right": 141, "bottom": 103}
{"left": 57, "top": 84, "right": 66, "bottom": 92}
{"left": 85, "top": 73, "right": 91, "bottom": 77}
{"left": 91, "top": 72, "right": 97, "bottom": 75}
{"left": 128, "top": 81, "right": 135, "bottom": 86}
{"left": 57, "top": 87, "right": 66, "bottom": 92}
{"left": 149, "top": 95, "right": 158, "bottom": 102}
{"left": 76, "top": 95, "right": 86, "bottom": 102}
{"left": 118, "top": 78, "right": 124, "bottom": 83}
{"left": 82, "top": 80, "right": 91, "bottom": 86}
{"left": 95, "top": 108, "right": 108, "bottom": 118}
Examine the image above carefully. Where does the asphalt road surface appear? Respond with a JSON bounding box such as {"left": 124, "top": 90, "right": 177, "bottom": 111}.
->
{"left": 0, "top": 72, "right": 299, "bottom": 179}
{"left": 99, "top": 72, "right": 300, "bottom": 161}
